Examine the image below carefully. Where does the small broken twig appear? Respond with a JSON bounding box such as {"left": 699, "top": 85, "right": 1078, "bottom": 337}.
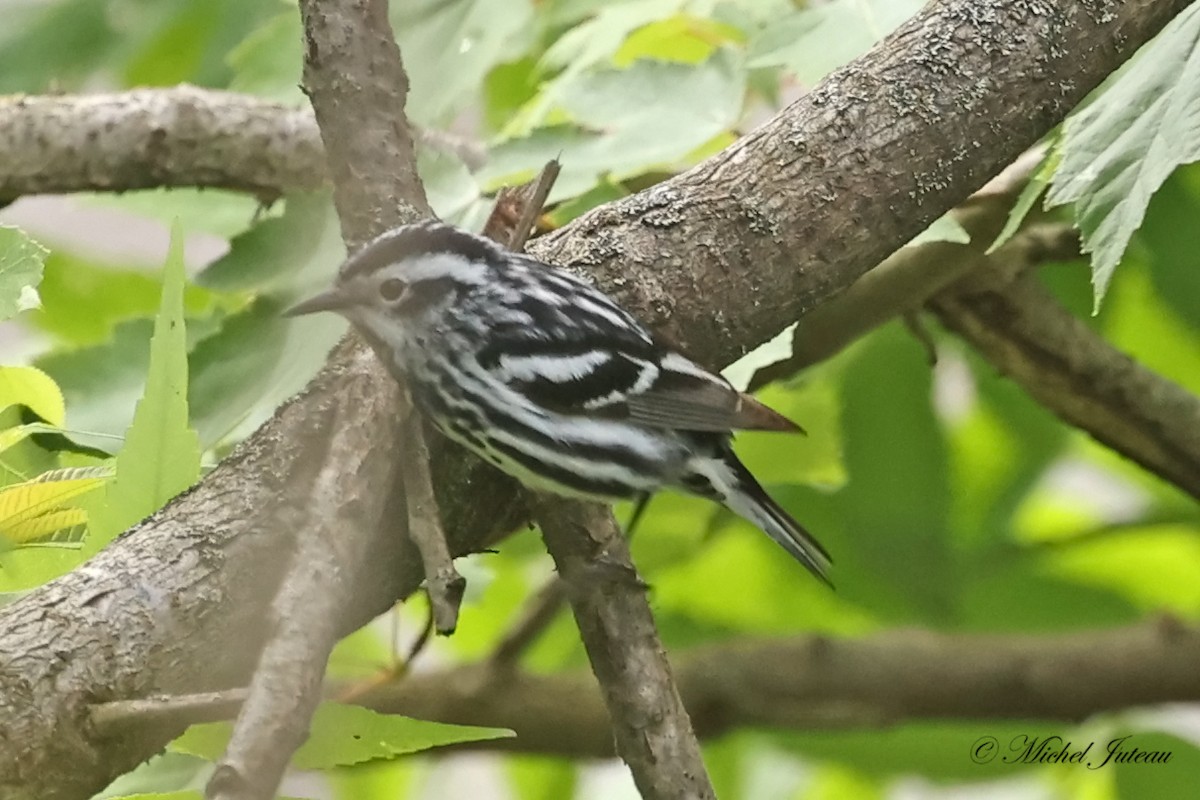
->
{"left": 400, "top": 395, "right": 465, "bottom": 635}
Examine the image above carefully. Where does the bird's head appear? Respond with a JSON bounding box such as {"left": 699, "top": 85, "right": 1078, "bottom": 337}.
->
{"left": 285, "top": 219, "right": 500, "bottom": 351}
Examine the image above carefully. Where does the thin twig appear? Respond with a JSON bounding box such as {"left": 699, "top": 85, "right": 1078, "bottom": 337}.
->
{"left": 91, "top": 690, "right": 249, "bottom": 735}
{"left": 508, "top": 160, "right": 561, "bottom": 251}
{"left": 400, "top": 395, "right": 465, "bottom": 635}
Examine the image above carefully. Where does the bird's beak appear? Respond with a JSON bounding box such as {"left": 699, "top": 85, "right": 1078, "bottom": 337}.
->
{"left": 283, "top": 287, "right": 354, "bottom": 318}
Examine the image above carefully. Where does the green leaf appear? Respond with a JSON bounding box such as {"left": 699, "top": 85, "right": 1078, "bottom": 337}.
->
{"left": 196, "top": 193, "right": 344, "bottom": 298}
{"left": 506, "top": 755, "right": 578, "bottom": 800}
{"left": 0, "top": 226, "right": 48, "bottom": 320}
{"left": 187, "top": 297, "right": 345, "bottom": 448}
{"left": 832, "top": 323, "right": 954, "bottom": 622}
{"left": 293, "top": 704, "right": 513, "bottom": 769}
{"left": 31, "top": 251, "right": 220, "bottom": 347}
{"left": 36, "top": 319, "right": 154, "bottom": 451}
{"left": 1045, "top": 3, "right": 1200, "bottom": 309}
{"left": 1042, "top": 524, "right": 1200, "bottom": 618}
{"left": 0, "top": 365, "right": 65, "bottom": 425}
{"left": 330, "top": 760, "right": 419, "bottom": 800}
{"left": 746, "top": 0, "right": 924, "bottom": 84}
{"left": 733, "top": 373, "right": 846, "bottom": 489}
{"left": 559, "top": 50, "right": 745, "bottom": 171}
{"left": 89, "top": 752, "right": 210, "bottom": 800}
{"left": 172, "top": 703, "right": 514, "bottom": 768}
{"left": 1138, "top": 162, "right": 1200, "bottom": 329}
{"left": 89, "top": 224, "right": 201, "bottom": 553}
{"left": 80, "top": 188, "right": 269, "bottom": 240}
{"left": 0, "top": 466, "right": 109, "bottom": 545}
{"left": 988, "top": 139, "right": 1062, "bottom": 254}
{"left": 540, "top": 0, "right": 684, "bottom": 72}
{"left": 776, "top": 721, "right": 1066, "bottom": 782}
{"left": 0, "top": 0, "right": 120, "bottom": 93}
{"left": 392, "top": 0, "right": 536, "bottom": 125}
{"left": 1114, "top": 732, "right": 1200, "bottom": 798}
{"left": 613, "top": 14, "right": 744, "bottom": 66}
{"left": 486, "top": 50, "right": 745, "bottom": 197}
{"left": 227, "top": 12, "right": 305, "bottom": 104}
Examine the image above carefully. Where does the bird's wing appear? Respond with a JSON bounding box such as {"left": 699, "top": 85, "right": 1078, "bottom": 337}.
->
{"left": 476, "top": 267, "right": 801, "bottom": 433}
{"left": 622, "top": 353, "right": 804, "bottom": 434}
{"left": 485, "top": 328, "right": 802, "bottom": 433}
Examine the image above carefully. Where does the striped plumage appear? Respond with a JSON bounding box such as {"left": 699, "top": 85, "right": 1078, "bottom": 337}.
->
{"left": 286, "top": 220, "right": 832, "bottom": 584}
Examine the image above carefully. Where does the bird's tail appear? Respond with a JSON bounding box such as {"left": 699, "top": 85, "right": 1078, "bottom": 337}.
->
{"left": 685, "top": 446, "right": 833, "bottom": 586}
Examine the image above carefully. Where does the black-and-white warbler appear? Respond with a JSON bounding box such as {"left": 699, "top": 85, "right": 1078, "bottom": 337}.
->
{"left": 286, "top": 220, "right": 831, "bottom": 584}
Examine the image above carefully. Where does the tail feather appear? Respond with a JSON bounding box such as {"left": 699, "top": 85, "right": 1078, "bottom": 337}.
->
{"left": 686, "top": 449, "right": 833, "bottom": 586}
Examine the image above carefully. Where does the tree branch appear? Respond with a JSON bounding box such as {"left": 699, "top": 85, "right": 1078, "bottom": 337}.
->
{"left": 355, "top": 617, "right": 1200, "bottom": 758}
{"left": 534, "top": 501, "right": 715, "bottom": 799}
{"left": 930, "top": 273, "right": 1200, "bottom": 500}
{"left": 0, "top": 88, "right": 484, "bottom": 202}
{"left": 0, "top": 2, "right": 1190, "bottom": 797}
{"left": 199, "top": 1, "right": 446, "bottom": 797}
{"left": 84, "top": 617, "right": 1200, "bottom": 759}
{"left": 0, "top": 88, "right": 326, "bottom": 202}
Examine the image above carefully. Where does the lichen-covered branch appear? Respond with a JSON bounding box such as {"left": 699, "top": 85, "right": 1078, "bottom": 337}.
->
{"left": 0, "top": 2, "right": 1191, "bottom": 798}
{"left": 0, "top": 88, "right": 325, "bottom": 202}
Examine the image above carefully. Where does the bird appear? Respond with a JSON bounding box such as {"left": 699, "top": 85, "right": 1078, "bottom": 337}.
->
{"left": 285, "top": 220, "right": 831, "bottom": 584}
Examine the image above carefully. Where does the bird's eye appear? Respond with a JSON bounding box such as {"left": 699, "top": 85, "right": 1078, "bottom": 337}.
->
{"left": 380, "top": 278, "right": 407, "bottom": 301}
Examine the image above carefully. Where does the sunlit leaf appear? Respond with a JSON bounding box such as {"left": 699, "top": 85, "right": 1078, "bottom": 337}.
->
{"left": 1114, "top": 732, "right": 1200, "bottom": 798}
{"left": 0, "top": 467, "right": 108, "bottom": 528}
{"left": 988, "top": 139, "right": 1062, "bottom": 254}
{"left": 613, "top": 15, "right": 744, "bottom": 66}
{"left": 89, "top": 224, "right": 201, "bottom": 552}
{"left": 1045, "top": 3, "right": 1200, "bottom": 308}
{"left": 3, "top": 507, "right": 86, "bottom": 544}
{"left": 0, "top": 226, "right": 48, "bottom": 320}
{"left": 0, "top": 365, "right": 65, "bottom": 425}
{"left": 172, "top": 703, "right": 513, "bottom": 768}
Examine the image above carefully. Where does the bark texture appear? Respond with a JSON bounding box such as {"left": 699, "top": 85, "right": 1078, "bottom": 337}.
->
{"left": 0, "top": 1, "right": 1193, "bottom": 798}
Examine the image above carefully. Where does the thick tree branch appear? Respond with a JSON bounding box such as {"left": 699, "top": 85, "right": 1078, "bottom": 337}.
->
{"left": 354, "top": 617, "right": 1200, "bottom": 757}
{"left": 207, "top": 427, "right": 375, "bottom": 800}
{"left": 0, "top": 2, "right": 1191, "bottom": 798}
{"left": 201, "top": 1, "right": 446, "bottom": 798}
{"left": 0, "top": 88, "right": 326, "bottom": 202}
{"left": 0, "top": 88, "right": 482, "bottom": 202}
{"left": 84, "top": 617, "right": 1200, "bottom": 758}
{"left": 930, "top": 274, "right": 1200, "bottom": 500}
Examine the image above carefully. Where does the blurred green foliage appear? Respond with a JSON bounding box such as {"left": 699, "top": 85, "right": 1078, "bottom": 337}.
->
{"left": 1, "top": 1, "right": 1198, "bottom": 799}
